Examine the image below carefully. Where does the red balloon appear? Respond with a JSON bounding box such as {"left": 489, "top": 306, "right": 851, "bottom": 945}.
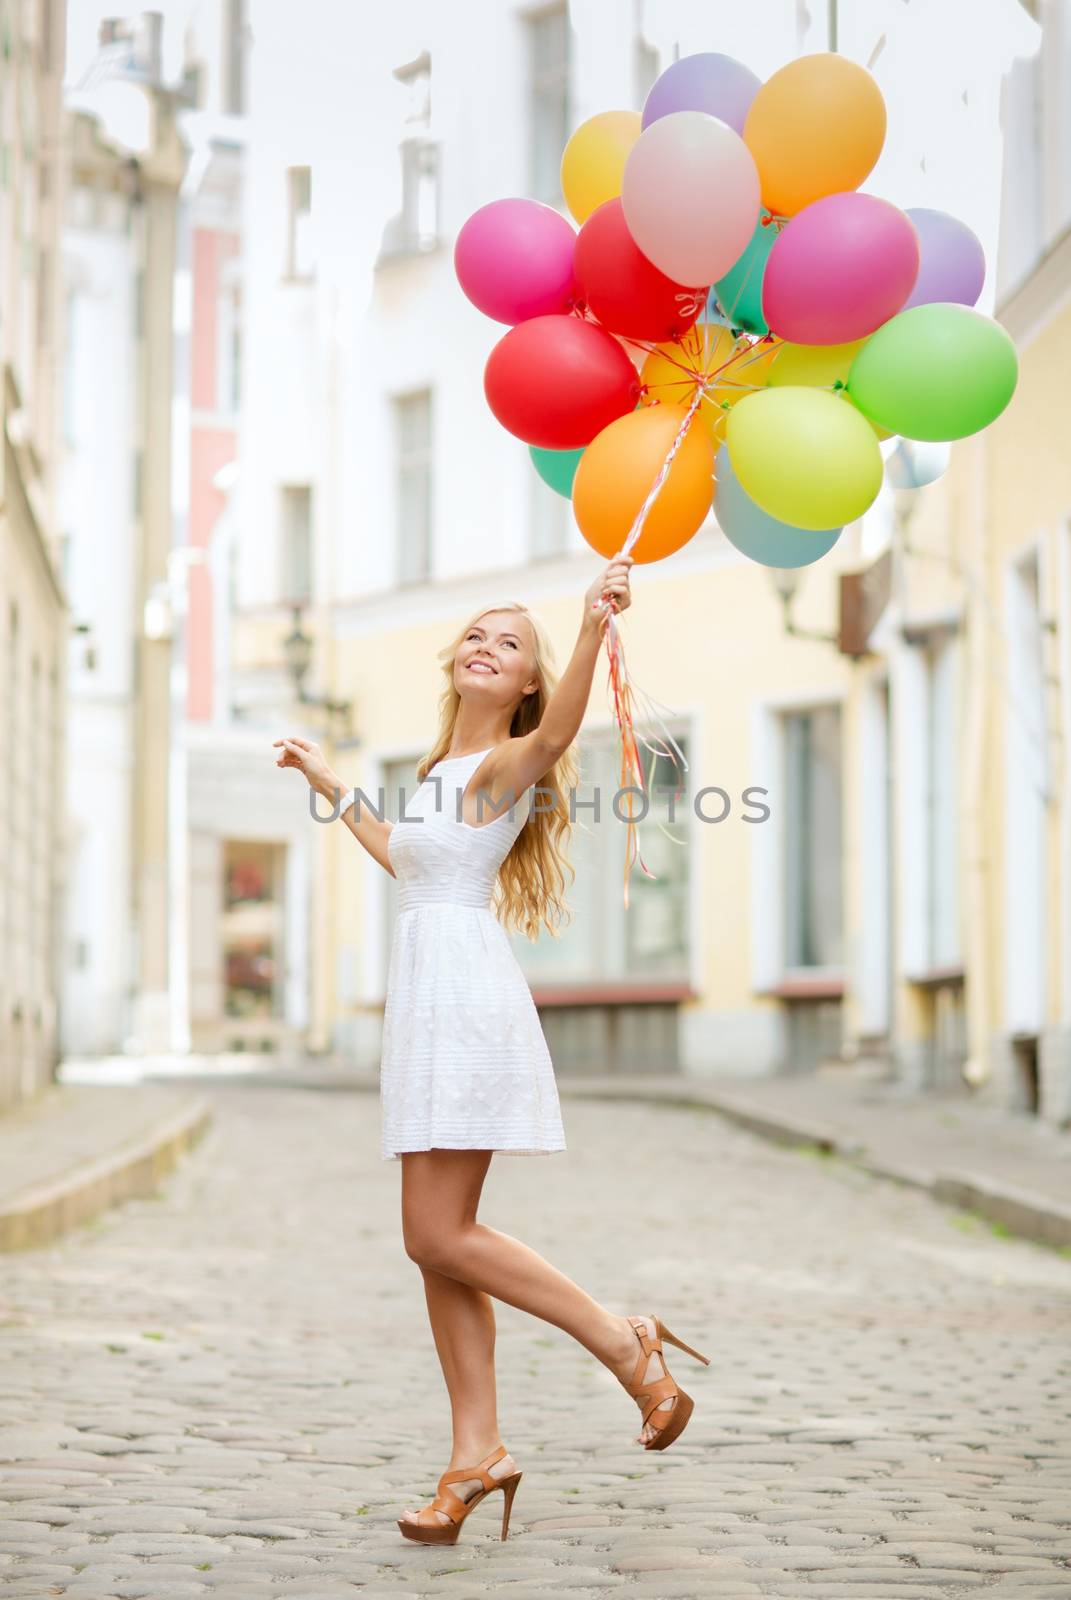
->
{"left": 573, "top": 198, "right": 705, "bottom": 342}
{"left": 484, "top": 314, "right": 640, "bottom": 449}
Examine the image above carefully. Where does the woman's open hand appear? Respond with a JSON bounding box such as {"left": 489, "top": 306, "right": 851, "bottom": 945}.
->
{"left": 273, "top": 734, "right": 339, "bottom": 800}
{"left": 584, "top": 551, "right": 634, "bottom": 634}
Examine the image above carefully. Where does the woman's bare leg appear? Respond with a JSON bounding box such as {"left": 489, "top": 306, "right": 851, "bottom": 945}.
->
{"left": 399, "top": 1151, "right": 518, "bottom": 1528}
{"left": 399, "top": 1148, "right": 676, "bottom": 1486}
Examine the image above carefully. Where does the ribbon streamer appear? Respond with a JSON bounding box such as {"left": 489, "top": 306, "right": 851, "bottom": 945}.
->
{"left": 591, "top": 384, "right": 705, "bottom": 907}
{"left": 590, "top": 316, "right": 783, "bottom": 906}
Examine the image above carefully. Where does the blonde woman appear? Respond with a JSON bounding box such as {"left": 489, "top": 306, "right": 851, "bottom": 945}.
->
{"left": 273, "top": 551, "right": 709, "bottom": 1546}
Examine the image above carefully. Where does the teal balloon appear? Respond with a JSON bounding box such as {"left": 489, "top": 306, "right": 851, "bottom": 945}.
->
{"left": 847, "top": 302, "right": 1019, "bottom": 441}
{"left": 715, "top": 445, "right": 841, "bottom": 569}
{"left": 529, "top": 444, "right": 584, "bottom": 498}
{"left": 713, "top": 212, "right": 777, "bottom": 336}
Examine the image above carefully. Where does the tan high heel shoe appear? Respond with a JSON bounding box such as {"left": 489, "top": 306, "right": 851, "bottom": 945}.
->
{"left": 396, "top": 1443, "right": 523, "bottom": 1544}
{"left": 624, "top": 1314, "right": 711, "bottom": 1451}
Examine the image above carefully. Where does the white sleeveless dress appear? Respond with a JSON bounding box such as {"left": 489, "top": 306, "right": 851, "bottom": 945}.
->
{"left": 380, "top": 746, "right": 568, "bottom": 1161}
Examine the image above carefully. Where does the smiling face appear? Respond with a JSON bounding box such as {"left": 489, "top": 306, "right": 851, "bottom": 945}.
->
{"left": 454, "top": 610, "right": 539, "bottom": 709}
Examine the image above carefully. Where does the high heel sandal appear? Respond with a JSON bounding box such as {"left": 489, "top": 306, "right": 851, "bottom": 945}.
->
{"left": 624, "top": 1314, "right": 711, "bottom": 1452}
{"left": 396, "top": 1443, "right": 523, "bottom": 1544}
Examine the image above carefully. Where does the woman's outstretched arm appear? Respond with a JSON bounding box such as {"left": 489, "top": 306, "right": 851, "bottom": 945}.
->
{"left": 273, "top": 735, "right": 396, "bottom": 876}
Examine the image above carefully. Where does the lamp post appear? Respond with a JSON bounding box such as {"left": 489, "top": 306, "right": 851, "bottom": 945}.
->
{"left": 766, "top": 566, "right": 839, "bottom": 646}
{"left": 282, "top": 604, "right": 354, "bottom": 737}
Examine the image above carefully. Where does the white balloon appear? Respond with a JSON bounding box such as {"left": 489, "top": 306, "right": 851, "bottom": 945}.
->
{"left": 621, "top": 111, "right": 760, "bottom": 288}
{"left": 886, "top": 438, "right": 951, "bottom": 489}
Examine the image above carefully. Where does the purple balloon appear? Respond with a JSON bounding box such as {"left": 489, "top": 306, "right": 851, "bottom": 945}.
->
{"left": 900, "top": 207, "right": 986, "bottom": 310}
{"left": 763, "top": 193, "right": 920, "bottom": 345}
{"left": 454, "top": 198, "right": 576, "bottom": 326}
{"left": 641, "top": 52, "right": 761, "bottom": 136}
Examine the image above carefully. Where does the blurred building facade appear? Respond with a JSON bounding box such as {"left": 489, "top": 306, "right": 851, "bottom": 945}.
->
{"left": 46, "top": 0, "right": 1068, "bottom": 1130}
{"left": 0, "top": 0, "right": 69, "bottom": 1110}
{"left": 58, "top": 14, "right": 188, "bottom": 1058}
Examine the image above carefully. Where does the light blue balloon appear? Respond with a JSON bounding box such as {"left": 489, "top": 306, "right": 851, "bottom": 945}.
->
{"left": 715, "top": 445, "right": 842, "bottom": 569}
{"left": 713, "top": 212, "right": 777, "bottom": 336}
{"left": 702, "top": 288, "right": 733, "bottom": 329}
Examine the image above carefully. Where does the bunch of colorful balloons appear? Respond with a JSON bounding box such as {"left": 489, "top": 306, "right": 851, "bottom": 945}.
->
{"left": 455, "top": 50, "right": 1019, "bottom": 572}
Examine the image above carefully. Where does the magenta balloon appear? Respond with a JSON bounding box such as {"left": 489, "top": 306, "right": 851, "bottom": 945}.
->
{"left": 454, "top": 198, "right": 577, "bottom": 325}
{"left": 641, "top": 52, "right": 761, "bottom": 135}
{"left": 762, "top": 194, "right": 920, "bottom": 345}
{"left": 900, "top": 207, "right": 985, "bottom": 310}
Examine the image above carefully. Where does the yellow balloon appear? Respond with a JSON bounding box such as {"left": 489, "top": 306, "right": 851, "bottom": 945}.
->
{"left": 743, "top": 54, "right": 886, "bottom": 217}
{"left": 561, "top": 111, "right": 641, "bottom": 225}
{"left": 768, "top": 339, "right": 892, "bottom": 439}
{"left": 641, "top": 325, "right": 779, "bottom": 446}
{"left": 726, "top": 386, "right": 883, "bottom": 530}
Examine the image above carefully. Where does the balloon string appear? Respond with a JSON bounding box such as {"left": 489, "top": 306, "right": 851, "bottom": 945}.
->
{"left": 714, "top": 209, "right": 786, "bottom": 328}
{"left": 590, "top": 385, "right": 704, "bottom": 908}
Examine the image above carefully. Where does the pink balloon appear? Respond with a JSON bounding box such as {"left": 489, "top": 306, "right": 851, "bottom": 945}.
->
{"left": 762, "top": 194, "right": 920, "bottom": 345}
{"left": 621, "top": 110, "right": 760, "bottom": 287}
{"left": 455, "top": 198, "right": 577, "bottom": 325}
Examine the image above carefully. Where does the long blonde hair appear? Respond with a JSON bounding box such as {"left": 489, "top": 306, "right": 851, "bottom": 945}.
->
{"left": 418, "top": 602, "right": 580, "bottom": 941}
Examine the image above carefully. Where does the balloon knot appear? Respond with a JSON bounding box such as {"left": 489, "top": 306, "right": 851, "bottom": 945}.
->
{"left": 832, "top": 378, "right": 845, "bottom": 391}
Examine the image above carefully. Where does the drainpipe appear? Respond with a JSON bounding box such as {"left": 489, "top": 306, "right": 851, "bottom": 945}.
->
{"left": 961, "top": 432, "right": 992, "bottom": 1089}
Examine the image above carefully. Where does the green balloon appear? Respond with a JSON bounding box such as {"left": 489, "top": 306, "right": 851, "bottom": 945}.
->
{"left": 713, "top": 212, "right": 777, "bottom": 337}
{"left": 529, "top": 444, "right": 584, "bottom": 498}
{"left": 847, "top": 302, "right": 1018, "bottom": 442}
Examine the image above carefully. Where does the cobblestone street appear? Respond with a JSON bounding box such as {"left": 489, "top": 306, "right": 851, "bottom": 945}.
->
{"left": 1, "top": 1085, "right": 1069, "bottom": 1599}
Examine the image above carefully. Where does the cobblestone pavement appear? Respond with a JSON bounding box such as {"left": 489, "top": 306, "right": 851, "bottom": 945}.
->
{"left": 1, "top": 1085, "right": 1070, "bottom": 1600}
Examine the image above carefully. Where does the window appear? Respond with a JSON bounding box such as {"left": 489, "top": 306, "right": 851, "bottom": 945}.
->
{"left": 279, "top": 485, "right": 312, "bottom": 605}
{"left": 924, "top": 632, "right": 960, "bottom": 968}
{"left": 222, "top": 841, "right": 284, "bottom": 1019}
{"left": 783, "top": 704, "right": 843, "bottom": 969}
{"left": 381, "top": 52, "right": 439, "bottom": 256}
{"left": 527, "top": 5, "right": 571, "bottom": 204}
{"left": 285, "top": 165, "right": 313, "bottom": 280}
{"left": 394, "top": 390, "right": 432, "bottom": 586}
{"left": 529, "top": 469, "right": 570, "bottom": 560}
{"left": 510, "top": 729, "right": 691, "bottom": 984}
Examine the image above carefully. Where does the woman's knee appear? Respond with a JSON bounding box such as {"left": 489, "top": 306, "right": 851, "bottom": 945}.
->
{"left": 403, "top": 1221, "right": 467, "bottom": 1272}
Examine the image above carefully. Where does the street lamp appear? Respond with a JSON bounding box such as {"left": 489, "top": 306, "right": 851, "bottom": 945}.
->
{"left": 282, "top": 603, "right": 354, "bottom": 734}
{"left": 766, "top": 566, "right": 839, "bottom": 645}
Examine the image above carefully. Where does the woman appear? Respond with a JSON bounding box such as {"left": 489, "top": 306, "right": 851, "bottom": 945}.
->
{"left": 273, "top": 551, "right": 709, "bottom": 1546}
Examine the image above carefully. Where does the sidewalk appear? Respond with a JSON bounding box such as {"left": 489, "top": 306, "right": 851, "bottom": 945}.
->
{"left": 0, "top": 1081, "right": 212, "bottom": 1250}
{"left": 562, "top": 1066, "right": 1071, "bottom": 1251}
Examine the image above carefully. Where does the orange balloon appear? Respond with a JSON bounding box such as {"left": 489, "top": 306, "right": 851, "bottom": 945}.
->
{"left": 641, "top": 325, "right": 779, "bottom": 446}
{"left": 573, "top": 405, "right": 714, "bottom": 562}
{"left": 743, "top": 54, "right": 886, "bottom": 217}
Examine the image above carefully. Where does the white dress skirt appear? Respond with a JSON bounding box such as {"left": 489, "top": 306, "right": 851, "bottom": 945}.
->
{"left": 380, "top": 746, "right": 568, "bottom": 1160}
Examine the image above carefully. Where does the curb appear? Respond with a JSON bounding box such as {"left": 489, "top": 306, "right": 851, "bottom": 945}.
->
{"left": 606, "top": 1084, "right": 1071, "bottom": 1252}
{"left": 0, "top": 1095, "right": 213, "bottom": 1252}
